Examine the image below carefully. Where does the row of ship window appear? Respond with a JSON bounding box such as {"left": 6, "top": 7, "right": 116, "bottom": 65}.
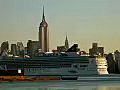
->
{"left": 25, "top": 64, "right": 89, "bottom": 68}
{"left": 26, "top": 67, "right": 97, "bottom": 72}
{"left": 25, "top": 65, "right": 89, "bottom": 72}
{"left": 38, "top": 64, "right": 89, "bottom": 68}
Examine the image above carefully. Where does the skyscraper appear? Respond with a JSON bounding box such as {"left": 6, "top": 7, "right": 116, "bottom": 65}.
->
{"left": 11, "top": 44, "right": 17, "bottom": 56}
{"left": 17, "top": 42, "right": 25, "bottom": 56}
{"left": 27, "top": 40, "right": 39, "bottom": 56}
{"left": 39, "top": 7, "right": 49, "bottom": 52}
{"left": 1, "top": 41, "right": 9, "bottom": 53}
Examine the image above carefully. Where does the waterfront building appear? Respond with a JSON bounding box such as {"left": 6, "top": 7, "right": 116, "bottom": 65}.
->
{"left": 89, "top": 43, "right": 104, "bottom": 57}
{"left": 27, "top": 40, "right": 39, "bottom": 56}
{"left": 1, "top": 41, "right": 9, "bottom": 53}
{"left": 39, "top": 7, "right": 49, "bottom": 52}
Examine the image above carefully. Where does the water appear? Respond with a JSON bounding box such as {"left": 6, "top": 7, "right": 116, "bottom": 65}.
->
{"left": 0, "top": 80, "right": 120, "bottom": 90}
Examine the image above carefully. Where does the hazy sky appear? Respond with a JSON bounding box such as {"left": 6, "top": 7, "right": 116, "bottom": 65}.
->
{"left": 0, "top": 0, "right": 120, "bottom": 53}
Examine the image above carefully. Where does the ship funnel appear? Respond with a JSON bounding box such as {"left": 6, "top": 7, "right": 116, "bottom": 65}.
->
{"left": 66, "top": 44, "right": 80, "bottom": 52}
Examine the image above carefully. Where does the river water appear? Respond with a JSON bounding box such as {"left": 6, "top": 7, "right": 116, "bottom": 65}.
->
{"left": 0, "top": 80, "right": 120, "bottom": 90}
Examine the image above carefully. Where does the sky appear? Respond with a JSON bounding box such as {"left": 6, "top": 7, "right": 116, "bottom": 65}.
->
{"left": 0, "top": 0, "right": 120, "bottom": 53}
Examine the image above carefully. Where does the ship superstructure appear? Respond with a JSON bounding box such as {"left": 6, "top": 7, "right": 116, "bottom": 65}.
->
{"left": 23, "top": 53, "right": 108, "bottom": 79}
{"left": 0, "top": 44, "right": 108, "bottom": 80}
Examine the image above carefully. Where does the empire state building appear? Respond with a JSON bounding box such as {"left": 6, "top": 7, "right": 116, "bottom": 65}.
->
{"left": 39, "top": 7, "right": 49, "bottom": 52}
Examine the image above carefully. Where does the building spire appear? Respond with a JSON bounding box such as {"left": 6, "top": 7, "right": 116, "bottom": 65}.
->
{"left": 65, "top": 33, "right": 68, "bottom": 41}
{"left": 42, "top": 6, "right": 45, "bottom": 22}
{"left": 65, "top": 33, "right": 69, "bottom": 50}
{"left": 40, "top": 6, "right": 48, "bottom": 27}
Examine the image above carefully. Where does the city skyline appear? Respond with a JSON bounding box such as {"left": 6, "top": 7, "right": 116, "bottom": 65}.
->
{"left": 0, "top": 0, "right": 120, "bottom": 53}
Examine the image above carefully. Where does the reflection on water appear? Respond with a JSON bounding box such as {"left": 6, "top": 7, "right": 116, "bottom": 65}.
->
{"left": 0, "top": 81, "right": 120, "bottom": 90}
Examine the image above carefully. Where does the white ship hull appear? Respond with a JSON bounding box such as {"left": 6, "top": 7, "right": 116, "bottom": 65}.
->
{"left": 24, "top": 55, "right": 108, "bottom": 79}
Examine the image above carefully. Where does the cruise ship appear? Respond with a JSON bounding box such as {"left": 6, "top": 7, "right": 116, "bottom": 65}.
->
{"left": 0, "top": 44, "right": 108, "bottom": 80}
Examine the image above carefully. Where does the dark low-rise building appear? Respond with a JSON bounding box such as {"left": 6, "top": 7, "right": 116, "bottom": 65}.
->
{"left": 89, "top": 43, "right": 104, "bottom": 57}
